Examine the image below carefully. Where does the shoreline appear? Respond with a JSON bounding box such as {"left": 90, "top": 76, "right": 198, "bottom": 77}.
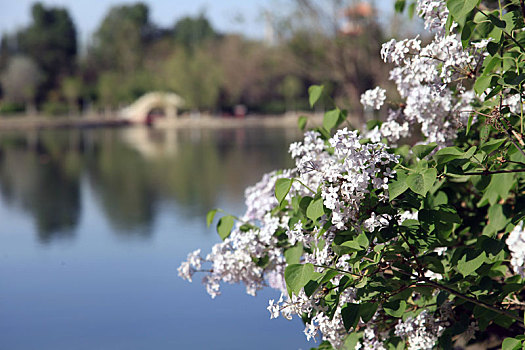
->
{"left": 0, "top": 113, "right": 325, "bottom": 131}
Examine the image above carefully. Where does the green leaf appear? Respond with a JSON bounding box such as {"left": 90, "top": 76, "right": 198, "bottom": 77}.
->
{"left": 422, "top": 168, "right": 437, "bottom": 194}
{"left": 480, "top": 138, "right": 506, "bottom": 154}
{"left": 486, "top": 41, "right": 500, "bottom": 56}
{"left": 480, "top": 124, "right": 491, "bottom": 143}
{"left": 482, "top": 204, "right": 509, "bottom": 235}
{"left": 359, "top": 302, "right": 378, "bottom": 323}
{"left": 418, "top": 205, "right": 461, "bottom": 238}
{"left": 357, "top": 233, "right": 369, "bottom": 247}
{"left": 466, "top": 114, "right": 474, "bottom": 135}
{"left": 306, "top": 198, "right": 325, "bottom": 221}
{"left": 457, "top": 251, "right": 487, "bottom": 277}
{"left": 488, "top": 13, "right": 506, "bottom": 28}
{"left": 485, "top": 85, "right": 502, "bottom": 100}
{"left": 407, "top": 2, "right": 416, "bottom": 18}
{"left": 478, "top": 173, "right": 515, "bottom": 206}
{"left": 394, "top": 0, "right": 405, "bottom": 12}
{"left": 340, "top": 240, "right": 362, "bottom": 251}
{"left": 413, "top": 143, "right": 438, "bottom": 159}
{"left": 341, "top": 332, "right": 362, "bottom": 350}
{"left": 489, "top": 26, "right": 503, "bottom": 41}
{"left": 447, "top": 0, "right": 479, "bottom": 19}
{"left": 206, "top": 209, "right": 217, "bottom": 227}
{"left": 383, "top": 299, "right": 407, "bottom": 317}
{"left": 298, "top": 116, "right": 308, "bottom": 131}
{"left": 285, "top": 263, "right": 315, "bottom": 295}
{"left": 323, "top": 108, "right": 340, "bottom": 131}
{"left": 434, "top": 146, "right": 465, "bottom": 164}
{"left": 482, "top": 55, "right": 502, "bottom": 75}
{"left": 502, "top": 337, "right": 522, "bottom": 350}
{"left": 461, "top": 21, "right": 476, "bottom": 47}
{"left": 275, "top": 178, "right": 293, "bottom": 205}
{"left": 389, "top": 173, "right": 409, "bottom": 200}
{"left": 309, "top": 85, "right": 324, "bottom": 108}
{"left": 474, "top": 75, "right": 492, "bottom": 95}
{"left": 475, "top": 15, "right": 494, "bottom": 36}
{"left": 407, "top": 173, "right": 425, "bottom": 196}
{"left": 285, "top": 244, "right": 303, "bottom": 264}
{"left": 503, "top": 10, "right": 523, "bottom": 32}
{"left": 341, "top": 303, "right": 361, "bottom": 331}
{"left": 217, "top": 215, "right": 235, "bottom": 240}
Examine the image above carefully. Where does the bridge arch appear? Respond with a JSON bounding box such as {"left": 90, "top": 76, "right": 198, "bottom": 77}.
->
{"left": 120, "top": 92, "right": 184, "bottom": 124}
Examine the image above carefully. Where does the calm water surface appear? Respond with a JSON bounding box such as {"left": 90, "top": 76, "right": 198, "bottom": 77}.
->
{"left": 0, "top": 126, "right": 312, "bottom": 350}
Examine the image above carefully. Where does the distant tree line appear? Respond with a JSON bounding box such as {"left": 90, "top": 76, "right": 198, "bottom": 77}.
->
{"left": 0, "top": 1, "right": 389, "bottom": 118}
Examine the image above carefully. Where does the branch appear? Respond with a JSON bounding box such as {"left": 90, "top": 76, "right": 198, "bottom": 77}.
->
{"left": 521, "top": 0, "right": 525, "bottom": 26}
{"left": 390, "top": 266, "right": 525, "bottom": 327}
{"left": 461, "top": 168, "right": 525, "bottom": 175}
{"left": 498, "top": 119, "right": 525, "bottom": 159}
{"left": 417, "top": 278, "right": 524, "bottom": 326}
{"left": 477, "top": 9, "right": 525, "bottom": 52}
{"left": 313, "top": 264, "right": 362, "bottom": 278}
{"left": 398, "top": 230, "right": 425, "bottom": 276}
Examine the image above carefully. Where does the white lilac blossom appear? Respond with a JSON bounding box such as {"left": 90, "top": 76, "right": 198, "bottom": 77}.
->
{"left": 394, "top": 309, "right": 449, "bottom": 350}
{"left": 355, "top": 327, "right": 387, "bottom": 350}
{"left": 360, "top": 87, "right": 387, "bottom": 110}
{"left": 381, "top": 34, "right": 484, "bottom": 145}
{"left": 269, "top": 288, "right": 356, "bottom": 348}
{"left": 292, "top": 128, "right": 399, "bottom": 230}
{"left": 371, "top": 0, "right": 487, "bottom": 146}
{"left": 417, "top": 0, "right": 449, "bottom": 35}
{"left": 177, "top": 1, "right": 485, "bottom": 347}
{"left": 363, "top": 213, "right": 391, "bottom": 232}
{"left": 177, "top": 249, "right": 203, "bottom": 282}
{"left": 180, "top": 127, "right": 398, "bottom": 348}
{"left": 506, "top": 221, "right": 525, "bottom": 278}
{"left": 286, "top": 222, "right": 313, "bottom": 247}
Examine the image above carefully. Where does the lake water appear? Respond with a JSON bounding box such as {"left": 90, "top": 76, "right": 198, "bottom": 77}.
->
{"left": 0, "top": 126, "right": 313, "bottom": 350}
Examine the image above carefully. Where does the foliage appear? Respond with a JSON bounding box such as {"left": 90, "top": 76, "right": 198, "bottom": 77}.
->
{"left": 173, "top": 14, "right": 218, "bottom": 49}
{"left": 0, "top": 55, "right": 43, "bottom": 110}
{"left": 280, "top": 75, "right": 304, "bottom": 112}
{"left": 0, "top": 101, "right": 25, "bottom": 115}
{"left": 163, "top": 47, "right": 223, "bottom": 110}
{"left": 179, "top": 0, "right": 525, "bottom": 349}
{"left": 41, "top": 100, "right": 69, "bottom": 116}
{"left": 92, "top": 2, "right": 150, "bottom": 73}
{"left": 61, "top": 76, "right": 83, "bottom": 114}
{"left": 0, "top": 2, "right": 390, "bottom": 114}
{"left": 17, "top": 2, "right": 77, "bottom": 90}
{"left": 275, "top": 0, "right": 388, "bottom": 117}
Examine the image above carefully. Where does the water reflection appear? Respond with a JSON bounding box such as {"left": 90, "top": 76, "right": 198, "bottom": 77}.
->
{"left": 0, "top": 126, "right": 300, "bottom": 243}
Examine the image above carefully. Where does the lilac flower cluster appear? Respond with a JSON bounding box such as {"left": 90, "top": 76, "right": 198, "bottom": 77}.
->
{"left": 506, "top": 222, "right": 525, "bottom": 278}
{"left": 363, "top": 0, "right": 487, "bottom": 146}
{"left": 360, "top": 87, "right": 386, "bottom": 111}
{"left": 178, "top": 0, "right": 498, "bottom": 348}
{"left": 179, "top": 128, "right": 399, "bottom": 347}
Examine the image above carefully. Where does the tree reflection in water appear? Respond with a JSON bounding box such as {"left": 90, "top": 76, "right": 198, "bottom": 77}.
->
{"left": 0, "top": 126, "right": 300, "bottom": 243}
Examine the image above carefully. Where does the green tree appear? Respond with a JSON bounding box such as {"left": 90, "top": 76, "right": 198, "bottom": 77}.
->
{"left": 17, "top": 3, "right": 77, "bottom": 92}
{"left": 164, "top": 48, "right": 222, "bottom": 110}
{"left": 279, "top": 75, "right": 303, "bottom": 112}
{"left": 97, "top": 72, "right": 122, "bottom": 113}
{"left": 173, "top": 14, "right": 218, "bottom": 49}
{"left": 61, "top": 76, "right": 83, "bottom": 115}
{"left": 275, "top": 0, "right": 386, "bottom": 116}
{"left": 92, "top": 3, "right": 150, "bottom": 73}
{"left": 0, "top": 56, "right": 43, "bottom": 114}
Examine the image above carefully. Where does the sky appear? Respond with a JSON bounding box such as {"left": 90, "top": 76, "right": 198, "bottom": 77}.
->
{"left": 0, "top": 0, "right": 275, "bottom": 44}
{"left": 0, "top": 0, "right": 395, "bottom": 45}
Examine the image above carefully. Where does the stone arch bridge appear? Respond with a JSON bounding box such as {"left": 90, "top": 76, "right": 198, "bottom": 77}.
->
{"left": 120, "top": 92, "right": 184, "bottom": 124}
